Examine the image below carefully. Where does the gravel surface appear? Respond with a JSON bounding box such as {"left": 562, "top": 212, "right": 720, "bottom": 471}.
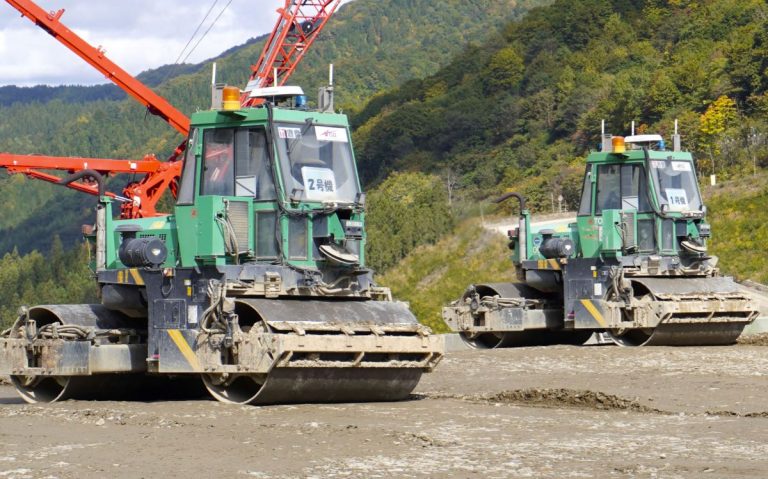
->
{"left": 2, "top": 345, "right": 768, "bottom": 478}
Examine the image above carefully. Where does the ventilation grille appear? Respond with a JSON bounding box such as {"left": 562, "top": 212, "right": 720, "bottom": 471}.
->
{"left": 139, "top": 233, "right": 167, "bottom": 241}
{"left": 620, "top": 211, "right": 636, "bottom": 251}
{"left": 228, "top": 201, "right": 250, "bottom": 251}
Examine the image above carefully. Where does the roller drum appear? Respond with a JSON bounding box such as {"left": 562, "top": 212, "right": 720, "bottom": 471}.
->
{"left": 202, "top": 298, "right": 439, "bottom": 404}
{"left": 456, "top": 283, "right": 589, "bottom": 348}
{"left": 203, "top": 368, "right": 422, "bottom": 405}
{"left": 608, "top": 276, "right": 757, "bottom": 346}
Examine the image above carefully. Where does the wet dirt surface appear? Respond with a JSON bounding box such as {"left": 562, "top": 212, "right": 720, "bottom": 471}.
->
{"left": 2, "top": 345, "right": 768, "bottom": 478}
{"left": 738, "top": 333, "right": 768, "bottom": 346}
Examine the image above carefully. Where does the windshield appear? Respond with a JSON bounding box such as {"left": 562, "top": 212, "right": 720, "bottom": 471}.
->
{"left": 274, "top": 122, "right": 360, "bottom": 203}
{"left": 649, "top": 159, "right": 702, "bottom": 212}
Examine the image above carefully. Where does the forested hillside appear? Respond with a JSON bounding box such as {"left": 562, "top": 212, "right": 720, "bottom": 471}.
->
{"left": 0, "top": 59, "right": 209, "bottom": 106}
{"left": 0, "top": 239, "right": 97, "bottom": 330}
{"left": 353, "top": 0, "right": 768, "bottom": 212}
{"left": 0, "top": 0, "right": 545, "bottom": 254}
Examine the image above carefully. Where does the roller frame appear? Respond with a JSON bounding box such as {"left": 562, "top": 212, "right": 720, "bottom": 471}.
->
{"left": 0, "top": 265, "right": 444, "bottom": 403}
{"left": 443, "top": 258, "right": 759, "bottom": 347}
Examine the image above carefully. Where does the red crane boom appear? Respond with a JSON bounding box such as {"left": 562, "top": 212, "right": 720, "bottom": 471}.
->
{"left": 0, "top": 152, "right": 182, "bottom": 218}
{"left": 0, "top": 0, "right": 341, "bottom": 218}
{"left": 241, "top": 0, "right": 341, "bottom": 106}
{"left": 5, "top": 0, "right": 190, "bottom": 135}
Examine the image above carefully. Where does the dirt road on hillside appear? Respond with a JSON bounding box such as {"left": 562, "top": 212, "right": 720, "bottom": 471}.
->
{"left": 2, "top": 344, "right": 768, "bottom": 478}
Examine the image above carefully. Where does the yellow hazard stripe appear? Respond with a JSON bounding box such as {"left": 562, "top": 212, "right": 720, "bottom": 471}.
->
{"left": 536, "top": 259, "right": 561, "bottom": 270}
{"left": 580, "top": 299, "right": 607, "bottom": 328}
{"left": 167, "top": 329, "right": 201, "bottom": 371}
{"left": 128, "top": 268, "right": 145, "bottom": 286}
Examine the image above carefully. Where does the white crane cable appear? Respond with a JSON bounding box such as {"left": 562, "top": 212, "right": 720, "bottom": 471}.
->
{"left": 173, "top": 0, "right": 221, "bottom": 65}
{"left": 158, "top": 0, "right": 232, "bottom": 86}
{"left": 180, "top": 0, "right": 235, "bottom": 64}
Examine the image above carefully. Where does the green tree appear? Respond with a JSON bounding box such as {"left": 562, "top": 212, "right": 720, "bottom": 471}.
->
{"left": 483, "top": 46, "right": 525, "bottom": 93}
{"left": 700, "top": 96, "right": 737, "bottom": 147}
{"left": 366, "top": 172, "right": 454, "bottom": 272}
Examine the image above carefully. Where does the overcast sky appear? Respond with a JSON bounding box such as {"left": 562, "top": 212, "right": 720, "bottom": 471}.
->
{"left": 0, "top": 1, "right": 352, "bottom": 86}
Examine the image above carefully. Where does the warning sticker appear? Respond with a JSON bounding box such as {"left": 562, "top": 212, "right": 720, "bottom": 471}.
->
{"left": 651, "top": 160, "right": 666, "bottom": 169}
{"left": 301, "top": 166, "right": 337, "bottom": 201}
{"left": 315, "top": 126, "right": 348, "bottom": 143}
{"left": 278, "top": 127, "right": 302, "bottom": 139}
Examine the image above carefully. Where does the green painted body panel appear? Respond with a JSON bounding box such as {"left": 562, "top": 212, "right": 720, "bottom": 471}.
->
{"left": 600, "top": 209, "right": 623, "bottom": 255}
{"left": 174, "top": 205, "right": 198, "bottom": 266}
{"left": 101, "top": 200, "right": 179, "bottom": 269}
{"left": 183, "top": 196, "right": 255, "bottom": 266}
{"left": 188, "top": 108, "right": 350, "bottom": 129}
{"left": 576, "top": 216, "right": 599, "bottom": 258}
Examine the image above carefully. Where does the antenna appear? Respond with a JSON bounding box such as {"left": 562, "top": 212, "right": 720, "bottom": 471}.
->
{"left": 273, "top": 67, "right": 278, "bottom": 88}
{"left": 601, "top": 119, "right": 613, "bottom": 152}
{"left": 672, "top": 119, "right": 681, "bottom": 152}
{"left": 631, "top": 120, "right": 635, "bottom": 136}
{"left": 210, "top": 62, "right": 224, "bottom": 110}
{"left": 318, "top": 63, "right": 335, "bottom": 113}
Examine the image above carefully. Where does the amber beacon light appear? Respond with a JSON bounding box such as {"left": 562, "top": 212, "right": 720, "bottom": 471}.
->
{"left": 612, "top": 136, "right": 626, "bottom": 154}
{"left": 222, "top": 86, "right": 241, "bottom": 110}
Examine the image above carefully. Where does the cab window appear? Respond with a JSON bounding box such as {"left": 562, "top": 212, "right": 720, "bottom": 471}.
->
{"left": 200, "top": 127, "right": 275, "bottom": 200}
{"left": 595, "top": 163, "right": 651, "bottom": 214}
{"left": 176, "top": 129, "right": 197, "bottom": 205}
{"left": 577, "top": 165, "right": 592, "bottom": 216}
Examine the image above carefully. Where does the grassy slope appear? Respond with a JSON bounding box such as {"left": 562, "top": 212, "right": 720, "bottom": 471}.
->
{"left": 376, "top": 218, "right": 512, "bottom": 332}
{"left": 706, "top": 173, "right": 768, "bottom": 283}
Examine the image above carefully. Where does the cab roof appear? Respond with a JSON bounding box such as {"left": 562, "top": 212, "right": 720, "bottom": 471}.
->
{"left": 586, "top": 149, "right": 693, "bottom": 164}
{"left": 189, "top": 106, "right": 349, "bottom": 129}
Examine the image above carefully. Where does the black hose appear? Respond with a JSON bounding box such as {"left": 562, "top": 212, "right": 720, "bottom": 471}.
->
{"left": 57, "top": 169, "right": 106, "bottom": 197}
{"left": 493, "top": 191, "right": 527, "bottom": 211}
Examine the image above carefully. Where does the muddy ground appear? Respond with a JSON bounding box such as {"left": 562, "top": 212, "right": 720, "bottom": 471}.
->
{"left": 2, "top": 344, "right": 768, "bottom": 478}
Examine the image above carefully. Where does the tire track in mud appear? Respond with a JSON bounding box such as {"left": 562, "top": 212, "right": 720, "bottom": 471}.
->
{"left": 419, "top": 387, "right": 768, "bottom": 418}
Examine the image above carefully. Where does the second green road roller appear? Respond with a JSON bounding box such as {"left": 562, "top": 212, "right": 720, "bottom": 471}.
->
{"left": 444, "top": 128, "right": 758, "bottom": 348}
